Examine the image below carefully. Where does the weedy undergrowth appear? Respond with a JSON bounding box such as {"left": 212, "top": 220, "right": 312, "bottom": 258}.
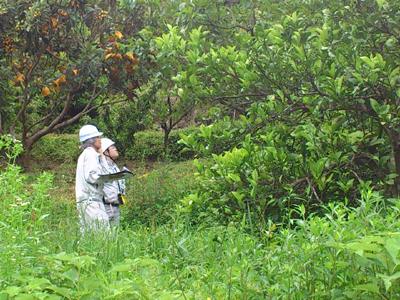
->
{"left": 2, "top": 135, "right": 400, "bottom": 299}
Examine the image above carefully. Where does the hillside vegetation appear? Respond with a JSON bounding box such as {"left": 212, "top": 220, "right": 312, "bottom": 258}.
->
{"left": 2, "top": 0, "right": 400, "bottom": 298}
{"left": 2, "top": 134, "right": 400, "bottom": 299}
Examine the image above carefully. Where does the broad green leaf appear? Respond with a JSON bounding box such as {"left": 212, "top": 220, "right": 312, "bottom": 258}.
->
{"left": 53, "top": 252, "right": 74, "bottom": 262}
{"left": 232, "top": 191, "right": 245, "bottom": 206}
{"left": 227, "top": 173, "right": 242, "bottom": 183}
{"left": 336, "top": 76, "right": 343, "bottom": 94}
{"left": 347, "top": 131, "right": 364, "bottom": 144}
{"left": 12, "top": 274, "right": 30, "bottom": 283}
{"left": 47, "top": 286, "right": 72, "bottom": 298}
{"left": 252, "top": 169, "right": 259, "bottom": 183}
{"left": 385, "top": 236, "right": 400, "bottom": 265}
{"left": 354, "top": 284, "right": 380, "bottom": 293}
{"left": 14, "top": 295, "right": 36, "bottom": 300}
{"left": 361, "top": 236, "right": 386, "bottom": 244}
{"left": 189, "top": 74, "right": 197, "bottom": 85}
{"left": 370, "top": 98, "right": 389, "bottom": 115}
{"left": 376, "top": 0, "right": 385, "bottom": 9}
{"left": 3, "top": 286, "right": 22, "bottom": 297}
{"left": 377, "top": 272, "right": 400, "bottom": 292}
{"left": 347, "top": 242, "right": 381, "bottom": 252}
{"left": 110, "top": 263, "right": 133, "bottom": 272}
{"left": 352, "top": 72, "right": 364, "bottom": 83}
{"left": 28, "top": 277, "right": 51, "bottom": 288}
{"left": 361, "top": 56, "right": 375, "bottom": 68}
{"left": 83, "top": 277, "right": 104, "bottom": 290}
{"left": 60, "top": 269, "right": 79, "bottom": 282}
{"left": 389, "top": 67, "right": 400, "bottom": 86}
{"left": 276, "top": 89, "right": 284, "bottom": 100}
{"left": 310, "top": 158, "right": 327, "bottom": 178}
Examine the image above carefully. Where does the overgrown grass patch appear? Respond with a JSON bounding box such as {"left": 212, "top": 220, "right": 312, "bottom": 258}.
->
{"left": 122, "top": 160, "right": 199, "bottom": 227}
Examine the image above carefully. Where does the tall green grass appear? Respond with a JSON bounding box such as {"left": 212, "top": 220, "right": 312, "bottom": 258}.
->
{"left": 122, "top": 160, "right": 198, "bottom": 227}
{"left": 2, "top": 135, "right": 400, "bottom": 299}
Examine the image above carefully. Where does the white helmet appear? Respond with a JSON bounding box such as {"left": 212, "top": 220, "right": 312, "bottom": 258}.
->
{"left": 79, "top": 125, "right": 103, "bottom": 142}
{"left": 101, "top": 138, "right": 115, "bottom": 152}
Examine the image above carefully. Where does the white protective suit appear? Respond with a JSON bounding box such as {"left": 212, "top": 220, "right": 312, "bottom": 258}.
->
{"left": 102, "top": 159, "right": 126, "bottom": 227}
{"left": 75, "top": 147, "right": 109, "bottom": 231}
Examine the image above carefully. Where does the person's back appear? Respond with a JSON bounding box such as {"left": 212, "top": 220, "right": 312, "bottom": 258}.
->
{"left": 76, "top": 146, "right": 105, "bottom": 202}
{"left": 75, "top": 125, "right": 109, "bottom": 232}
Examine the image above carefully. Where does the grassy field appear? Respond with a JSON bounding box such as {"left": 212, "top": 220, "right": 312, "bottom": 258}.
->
{"left": 2, "top": 140, "right": 400, "bottom": 299}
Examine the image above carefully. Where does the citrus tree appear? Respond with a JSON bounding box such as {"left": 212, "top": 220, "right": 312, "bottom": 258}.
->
{"left": 171, "top": 0, "right": 400, "bottom": 226}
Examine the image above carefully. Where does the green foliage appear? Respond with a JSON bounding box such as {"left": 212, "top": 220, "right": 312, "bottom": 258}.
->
{"left": 96, "top": 99, "right": 153, "bottom": 155}
{"left": 136, "top": 24, "right": 213, "bottom": 153}
{"left": 173, "top": 0, "right": 400, "bottom": 226}
{"left": 30, "top": 134, "right": 80, "bottom": 163}
{"left": 122, "top": 160, "right": 198, "bottom": 226}
{"left": 179, "top": 108, "right": 250, "bottom": 157}
{"left": 180, "top": 103, "right": 397, "bottom": 228}
{"left": 0, "top": 135, "right": 24, "bottom": 166}
{"left": 3, "top": 143, "right": 400, "bottom": 299}
{"left": 126, "top": 127, "right": 200, "bottom": 161}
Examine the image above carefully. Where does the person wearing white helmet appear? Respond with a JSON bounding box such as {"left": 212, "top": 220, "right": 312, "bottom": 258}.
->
{"left": 101, "top": 138, "right": 126, "bottom": 227}
{"left": 75, "top": 124, "right": 110, "bottom": 232}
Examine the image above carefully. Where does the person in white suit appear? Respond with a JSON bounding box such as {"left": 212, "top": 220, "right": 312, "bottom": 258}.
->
{"left": 75, "top": 125, "right": 110, "bottom": 232}
{"left": 101, "top": 138, "right": 126, "bottom": 227}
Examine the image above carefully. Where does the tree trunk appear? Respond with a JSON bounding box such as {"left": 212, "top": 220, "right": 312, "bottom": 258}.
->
{"left": 19, "top": 139, "right": 33, "bottom": 169}
{"left": 161, "top": 121, "right": 172, "bottom": 156}
{"left": 392, "top": 140, "right": 400, "bottom": 197}
{"left": 164, "top": 128, "right": 171, "bottom": 155}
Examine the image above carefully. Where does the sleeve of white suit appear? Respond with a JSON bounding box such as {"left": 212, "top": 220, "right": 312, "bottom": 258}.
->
{"left": 83, "top": 149, "right": 106, "bottom": 184}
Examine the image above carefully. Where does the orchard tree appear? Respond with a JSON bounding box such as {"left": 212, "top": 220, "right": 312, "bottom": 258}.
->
{"left": 171, "top": 0, "right": 400, "bottom": 226}
{"left": 137, "top": 25, "right": 213, "bottom": 153}
{"left": 0, "top": 0, "right": 153, "bottom": 163}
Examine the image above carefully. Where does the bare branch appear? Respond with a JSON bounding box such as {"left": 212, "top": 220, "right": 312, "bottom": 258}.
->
{"left": 307, "top": 177, "right": 323, "bottom": 204}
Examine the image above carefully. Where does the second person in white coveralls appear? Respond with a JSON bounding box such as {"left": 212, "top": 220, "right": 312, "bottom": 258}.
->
{"left": 101, "top": 138, "right": 126, "bottom": 227}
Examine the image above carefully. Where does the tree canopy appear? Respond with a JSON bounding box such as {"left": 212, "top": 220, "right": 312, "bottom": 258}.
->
{"left": 172, "top": 0, "right": 400, "bottom": 223}
{"left": 0, "top": 0, "right": 157, "bottom": 160}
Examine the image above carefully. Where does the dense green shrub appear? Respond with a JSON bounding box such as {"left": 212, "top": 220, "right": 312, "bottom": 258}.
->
{"left": 180, "top": 104, "right": 395, "bottom": 230}
{"left": 30, "top": 134, "right": 80, "bottom": 163}
{"left": 96, "top": 100, "right": 153, "bottom": 156}
{"left": 126, "top": 126, "right": 200, "bottom": 161}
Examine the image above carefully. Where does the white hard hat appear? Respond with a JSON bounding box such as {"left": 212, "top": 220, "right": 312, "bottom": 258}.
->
{"left": 79, "top": 125, "right": 103, "bottom": 142}
{"left": 101, "top": 138, "right": 115, "bottom": 152}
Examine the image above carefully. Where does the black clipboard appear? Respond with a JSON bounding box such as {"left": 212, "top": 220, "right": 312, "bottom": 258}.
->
{"left": 99, "top": 167, "right": 134, "bottom": 181}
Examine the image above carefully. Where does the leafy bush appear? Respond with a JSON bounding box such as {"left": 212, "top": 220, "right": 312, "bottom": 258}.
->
{"left": 126, "top": 126, "right": 200, "bottom": 161}
{"left": 30, "top": 134, "right": 80, "bottom": 164}
{"left": 96, "top": 100, "right": 153, "bottom": 156}
{"left": 180, "top": 103, "right": 397, "bottom": 230}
